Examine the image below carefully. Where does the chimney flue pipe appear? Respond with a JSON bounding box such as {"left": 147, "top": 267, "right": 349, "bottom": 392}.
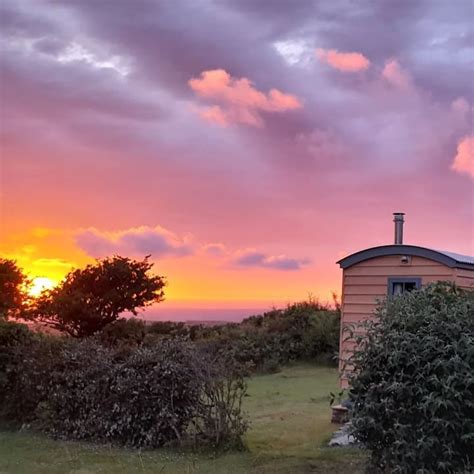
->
{"left": 393, "top": 212, "right": 405, "bottom": 244}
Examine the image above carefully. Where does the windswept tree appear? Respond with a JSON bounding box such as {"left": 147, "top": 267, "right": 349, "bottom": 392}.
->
{"left": 0, "top": 258, "right": 30, "bottom": 319}
{"left": 34, "top": 256, "right": 165, "bottom": 337}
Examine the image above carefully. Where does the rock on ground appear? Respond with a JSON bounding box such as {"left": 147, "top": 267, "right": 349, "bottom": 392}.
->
{"left": 328, "top": 422, "right": 357, "bottom": 447}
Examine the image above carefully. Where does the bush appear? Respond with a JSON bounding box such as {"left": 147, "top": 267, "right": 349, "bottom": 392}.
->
{"left": 237, "top": 301, "right": 340, "bottom": 370}
{"left": 349, "top": 282, "right": 474, "bottom": 473}
{"left": 96, "top": 298, "right": 340, "bottom": 374}
{"left": 147, "top": 321, "right": 189, "bottom": 338}
{"left": 0, "top": 321, "right": 34, "bottom": 404}
{"left": 0, "top": 321, "right": 63, "bottom": 423}
{"left": 98, "top": 318, "right": 147, "bottom": 347}
{"left": 188, "top": 300, "right": 340, "bottom": 374}
{"left": 40, "top": 339, "right": 203, "bottom": 447}
{"left": 0, "top": 333, "right": 248, "bottom": 449}
{"left": 190, "top": 354, "right": 249, "bottom": 449}
{"left": 0, "top": 319, "right": 34, "bottom": 348}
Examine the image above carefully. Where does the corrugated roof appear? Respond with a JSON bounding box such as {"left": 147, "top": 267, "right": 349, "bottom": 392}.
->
{"left": 435, "top": 250, "right": 474, "bottom": 266}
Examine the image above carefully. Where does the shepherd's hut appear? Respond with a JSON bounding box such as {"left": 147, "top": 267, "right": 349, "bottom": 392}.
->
{"left": 337, "top": 212, "right": 474, "bottom": 387}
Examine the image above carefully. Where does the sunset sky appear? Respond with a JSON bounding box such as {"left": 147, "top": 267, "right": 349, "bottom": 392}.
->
{"left": 1, "top": 0, "right": 473, "bottom": 320}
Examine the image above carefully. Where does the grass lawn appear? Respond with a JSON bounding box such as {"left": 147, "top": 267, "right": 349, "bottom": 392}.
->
{"left": 0, "top": 364, "right": 366, "bottom": 473}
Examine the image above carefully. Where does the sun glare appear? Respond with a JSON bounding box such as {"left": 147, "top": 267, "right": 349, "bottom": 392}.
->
{"left": 29, "top": 277, "right": 56, "bottom": 297}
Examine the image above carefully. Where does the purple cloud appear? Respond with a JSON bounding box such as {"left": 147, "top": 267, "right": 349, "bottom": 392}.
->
{"left": 75, "top": 226, "right": 194, "bottom": 259}
{"left": 233, "top": 249, "right": 310, "bottom": 271}
{"left": 202, "top": 243, "right": 228, "bottom": 256}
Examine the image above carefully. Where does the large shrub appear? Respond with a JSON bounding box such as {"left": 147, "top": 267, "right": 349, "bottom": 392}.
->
{"left": 0, "top": 321, "right": 64, "bottom": 422}
{"left": 0, "top": 321, "right": 33, "bottom": 405}
{"left": 98, "top": 318, "right": 147, "bottom": 347}
{"left": 40, "top": 339, "right": 203, "bottom": 447}
{"left": 137, "top": 300, "right": 340, "bottom": 374}
{"left": 0, "top": 332, "right": 247, "bottom": 449}
{"left": 189, "top": 300, "right": 341, "bottom": 373}
{"left": 349, "top": 282, "right": 474, "bottom": 473}
{"left": 238, "top": 300, "right": 340, "bottom": 369}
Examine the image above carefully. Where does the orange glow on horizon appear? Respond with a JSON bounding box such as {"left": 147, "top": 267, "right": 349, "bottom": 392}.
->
{"left": 1, "top": 224, "right": 341, "bottom": 311}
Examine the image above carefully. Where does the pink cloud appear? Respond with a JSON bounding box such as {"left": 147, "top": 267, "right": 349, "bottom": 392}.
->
{"left": 315, "top": 48, "right": 370, "bottom": 72}
{"left": 198, "top": 105, "right": 229, "bottom": 126}
{"left": 382, "top": 59, "right": 412, "bottom": 89}
{"left": 451, "top": 135, "right": 474, "bottom": 178}
{"left": 76, "top": 225, "right": 194, "bottom": 258}
{"left": 188, "top": 69, "right": 302, "bottom": 127}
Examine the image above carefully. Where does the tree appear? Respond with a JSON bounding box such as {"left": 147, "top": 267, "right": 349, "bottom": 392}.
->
{"left": 0, "top": 259, "right": 30, "bottom": 319}
{"left": 34, "top": 256, "right": 165, "bottom": 337}
{"left": 349, "top": 282, "right": 474, "bottom": 473}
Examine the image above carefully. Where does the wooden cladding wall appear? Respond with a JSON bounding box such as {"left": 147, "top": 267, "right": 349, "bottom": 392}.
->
{"left": 339, "top": 254, "right": 460, "bottom": 388}
{"left": 342, "top": 257, "right": 454, "bottom": 323}
{"left": 454, "top": 268, "right": 474, "bottom": 290}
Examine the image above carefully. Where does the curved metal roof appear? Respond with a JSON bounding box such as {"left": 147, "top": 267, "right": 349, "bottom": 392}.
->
{"left": 337, "top": 245, "right": 474, "bottom": 270}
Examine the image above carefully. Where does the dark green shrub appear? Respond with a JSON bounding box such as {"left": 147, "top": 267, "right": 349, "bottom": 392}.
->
{"left": 139, "top": 299, "right": 339, "bottom": 374}
{"left": 0, "top": 322, "right": 63, "bottom": 422}
{"left": 1, "top": 334, "right": 248, "bottom": 449}
{"left": 40, "top": 339, "right": 203, "bottom": 447}
{"left": 98, "top": 318, "right": 147, "bottom": 347}
{"left": 260, "top": 356, "right": 281, "bottom": 374}
{"left": 147, "top": 321, "right": 189, "bottom": 338}
{"left": 0, "top": 320, "right": 34, "bottom": 348}
{"left": 349, "top": 282, "right": 474, "bottom": 473}
{"left": 240, "top": 301, "right": 340, "bottom": 369}
{"left": 0, "top": 321, "right": 33, "bottom": 405}
{"left": 187, "top": 300, "right": 340, "bottom": 374}
{"left": 198, "top": 331, "right": 281, "bottom": 375}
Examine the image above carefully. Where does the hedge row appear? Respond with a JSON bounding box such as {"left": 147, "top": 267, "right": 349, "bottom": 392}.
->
{"left": 100, "top": 301, "right": 341, "bottom": 373}
{"left": 0, "top": 322, "right": 247, "bottom": 449}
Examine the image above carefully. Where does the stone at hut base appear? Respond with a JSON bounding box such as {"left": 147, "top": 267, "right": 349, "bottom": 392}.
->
{"left": 328, "top": 422, "right": 357, "bottom": 447}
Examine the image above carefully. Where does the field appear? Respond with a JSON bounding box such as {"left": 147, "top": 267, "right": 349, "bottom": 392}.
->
{"left": 0, "top": 365, "right": 365, "bottom": 473}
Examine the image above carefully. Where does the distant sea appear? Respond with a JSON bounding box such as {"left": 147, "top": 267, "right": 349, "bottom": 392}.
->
{"left": 138, "top": 305, "right": 270, "bottom": 323}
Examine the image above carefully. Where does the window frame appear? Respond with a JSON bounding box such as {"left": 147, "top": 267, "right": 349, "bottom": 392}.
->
{"left": 387, "top": 277, "right": 421, "bottom": 296}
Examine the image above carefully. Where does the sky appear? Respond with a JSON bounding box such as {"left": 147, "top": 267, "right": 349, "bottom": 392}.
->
{"left": 0, "top": 0, "right": 473, "bottom": 320}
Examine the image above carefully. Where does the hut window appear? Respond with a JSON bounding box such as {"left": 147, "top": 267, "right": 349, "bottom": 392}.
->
{"left": 388, "top": 277, "right": 421, "bottom": 296}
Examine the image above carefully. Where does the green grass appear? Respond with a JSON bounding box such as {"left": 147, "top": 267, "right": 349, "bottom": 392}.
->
{"left": 245, "top": 364, "right": 342, "bottom": 455}
{"left": 0, "top": 364, "right": 366, "bottom": 473}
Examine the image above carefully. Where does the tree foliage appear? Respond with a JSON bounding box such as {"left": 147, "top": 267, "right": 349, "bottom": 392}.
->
{"left": 349, "top": 282, "right": 474, "bottom": 473}
{"left": 0, "top": 258, "right": 29, "bottom": 319}
{"left": 33, "top": 256, "right": 165, "bottom": 337}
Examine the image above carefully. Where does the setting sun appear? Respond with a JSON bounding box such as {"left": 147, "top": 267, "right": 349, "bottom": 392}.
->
{"left": 29, "top": 277, "right": 57, "bottom": 297}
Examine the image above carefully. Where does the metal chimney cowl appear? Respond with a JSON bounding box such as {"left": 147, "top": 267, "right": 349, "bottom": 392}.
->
{"left": 393, "top": 212, "right": 405, "bottom": 245}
